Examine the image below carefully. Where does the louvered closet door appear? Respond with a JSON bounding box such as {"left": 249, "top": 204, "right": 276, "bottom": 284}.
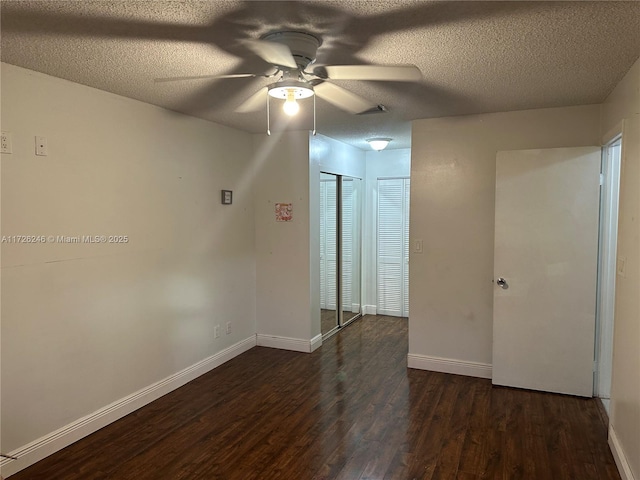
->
{"left": 342, "top": 179, "right": 354, "bottom": 312}
{"left": 320, "top": 181, "right": 327, "bottom": 309}
{"left": 403, "top": 179, "right": 410, "bottom": 317}
{"left": 322, "top": 179, "right": 337, "bottom": 310}
{"left": 377, "top": 178, "right": 410, "bottom": 317}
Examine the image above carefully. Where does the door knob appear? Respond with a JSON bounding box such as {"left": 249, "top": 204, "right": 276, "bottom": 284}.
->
{"left": 496, "top": 277, "right": 509, "bottom": 289}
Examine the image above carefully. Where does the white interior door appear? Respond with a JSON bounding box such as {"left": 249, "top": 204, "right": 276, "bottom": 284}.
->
{"left": 493, "top": 147, "right": 600, "bottom": 397}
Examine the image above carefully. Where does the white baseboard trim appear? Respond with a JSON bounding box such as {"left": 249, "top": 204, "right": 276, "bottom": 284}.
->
{"left": 256, "top": 334, "right": 318, "bottom": 353}
{"left": 310, "top": 333, "right": 323, "bottom": 352}
{"left": 362, "top": 305, "right": 377, "bottom": 315}
{"left": 0, "top": 336, "right": 256, "bottom": 478}
{"left": 407, "top": 353, "right": 492, "bottom": 379}
{"left": 609, "top": 425, "right": 636, "bottom": 480}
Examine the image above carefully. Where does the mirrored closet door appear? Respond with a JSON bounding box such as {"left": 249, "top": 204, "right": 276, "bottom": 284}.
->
{"left": 320, "top": 173, "right": 362, "bottom": 338}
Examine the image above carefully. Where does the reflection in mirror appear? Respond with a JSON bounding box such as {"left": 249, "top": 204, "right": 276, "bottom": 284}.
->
{"left": 320, "top": 173, "right": 338, "bottom": 336}
{"left": 342, "top": 177, "right": 362, "bottom": 325}
{"left": 320, "top": 173, "right": 362, "bottom": 338}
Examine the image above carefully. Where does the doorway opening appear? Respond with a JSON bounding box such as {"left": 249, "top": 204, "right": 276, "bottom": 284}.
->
{"left": 594, "top": 136, "right": 622, "bottom": 412}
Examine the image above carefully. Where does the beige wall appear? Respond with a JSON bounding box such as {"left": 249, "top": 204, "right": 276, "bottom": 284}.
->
{"left": 253, "top": 131, "right": 315, "bottom": 345}
{"left": 1, "top": 64, "right": 257, "bottom": 453}
{"left": 409, "top": 105, "right": 601, "bottom": 366}
{"left": 602, "top": 58, "right": 640, "bottom": 136}
{"left": 601, "top": 57, "right": 640, "bottom": 479}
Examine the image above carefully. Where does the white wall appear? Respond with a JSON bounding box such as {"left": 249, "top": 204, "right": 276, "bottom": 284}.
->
{"left": 362, "top": 149, "right": 411, "bottom": 313}
{"left": 600, "top": 57, "right": 640, "bottom": 480}
{"left": 310, "top": 133, "right": 366, "bottom": 179}
{"left": 254, "top": 130, "right": 317, "bottom": 350}
{"left": 1, "top": 64, "right": 257, "bottom": 472}
{"left": 408, "top": 105, "right": 601, "bottom": 371}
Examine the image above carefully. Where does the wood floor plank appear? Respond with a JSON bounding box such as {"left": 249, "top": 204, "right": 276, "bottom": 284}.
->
{"left": 8, "top": 316, "right": 621, "bottom": 480}
{"left": 456, "top": 381, "right": 490, "bottom": 476}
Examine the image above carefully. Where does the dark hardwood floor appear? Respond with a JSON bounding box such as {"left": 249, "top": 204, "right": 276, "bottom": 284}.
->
{"left": 321, "top": 308, "right": 338, "bottom": 335}
{"left": 320, "top": 309, "right": 359, "bottom": 336}
{"left": 10, "top": 315, "right": 620, "bottom": 479}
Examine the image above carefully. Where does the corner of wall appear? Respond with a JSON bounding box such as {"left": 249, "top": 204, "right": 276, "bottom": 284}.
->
{"left": 254, "top": 131, "right": 313, "bottom": 343}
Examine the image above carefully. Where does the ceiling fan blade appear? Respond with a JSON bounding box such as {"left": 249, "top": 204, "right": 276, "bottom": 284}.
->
{"left": 155, "top": 73, "right": 259, "bottom": 83}
{"left": 313, "top": 82, "right": 375, "bottom": 115}
{"left": 235, "top": 87, "right": 268, "bottom": 113}
{"left": 316, "top": 65, "right": 422, "bottom": 82}
{"left": 242, "top": 39, "right": 297, "bottom": 69}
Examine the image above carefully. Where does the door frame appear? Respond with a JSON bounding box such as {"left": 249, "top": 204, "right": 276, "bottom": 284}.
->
{"left": 594, "top": 133, "right": 622, "bottom": 405}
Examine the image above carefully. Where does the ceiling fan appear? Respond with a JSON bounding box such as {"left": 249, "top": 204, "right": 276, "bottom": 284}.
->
{"left": 155, "top": 31, "right": 422, "bottom": 124}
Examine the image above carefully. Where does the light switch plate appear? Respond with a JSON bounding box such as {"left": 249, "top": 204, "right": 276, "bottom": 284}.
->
{"left": 35, "top": 136, "right": 48, "bottom": 156}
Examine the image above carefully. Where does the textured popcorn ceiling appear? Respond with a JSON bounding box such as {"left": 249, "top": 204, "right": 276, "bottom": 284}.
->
{"left": 1, "top": 1, "right": 639, "bottom": 150}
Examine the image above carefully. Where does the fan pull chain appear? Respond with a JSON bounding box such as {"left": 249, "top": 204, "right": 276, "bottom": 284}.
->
{"left": 266, "top": 92, "right": 271, "bottom": 136}
{"left": 312, "top": 93, "right": 316, "bottom": 136}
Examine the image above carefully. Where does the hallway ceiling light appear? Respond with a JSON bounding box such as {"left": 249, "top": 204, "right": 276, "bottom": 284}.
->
{"left": 367, "top": 138, "right": 391, "bottom": 151}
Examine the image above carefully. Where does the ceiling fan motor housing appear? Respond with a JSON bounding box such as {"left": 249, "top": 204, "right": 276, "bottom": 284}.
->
{"left": 268, "top": 79, "right": 314, "bottom": 99}
{"left": 261, "top": 31, "right": 321, "bottom": 70}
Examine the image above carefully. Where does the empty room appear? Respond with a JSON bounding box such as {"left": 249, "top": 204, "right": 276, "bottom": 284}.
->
{"left": 1, "top": 2, "right": 639, "bottom": 479}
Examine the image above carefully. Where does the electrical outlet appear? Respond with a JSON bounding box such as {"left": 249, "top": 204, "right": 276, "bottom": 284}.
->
{"left": 35, "top": 136, "right": 48, "bottom": 156}
{"left": 1, "top": 132, "right": 13, "bottom": 154}
{"left": 214, "top": 325, "right": 220, "bottom": 339}
{"left": 226, "top": 322, "right": 232, "bottom": 335}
